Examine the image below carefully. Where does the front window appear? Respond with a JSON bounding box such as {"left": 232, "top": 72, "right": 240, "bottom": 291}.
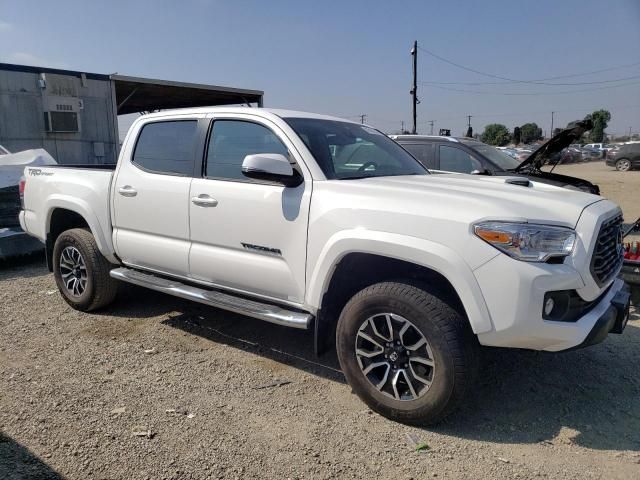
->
{"left": 284, "top": 118, "right": 427, "bottom": 179}
{"left": 465, "top": 142, "right": 522, "bottom": 170}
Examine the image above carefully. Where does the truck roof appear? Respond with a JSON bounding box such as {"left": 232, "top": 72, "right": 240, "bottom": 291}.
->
{"left": 140, "top": 107, "right": 360, "bottom": 125}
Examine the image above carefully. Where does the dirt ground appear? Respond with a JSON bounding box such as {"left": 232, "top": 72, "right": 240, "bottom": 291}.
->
{"left": 1, "top": 160, "right": 640, "bottom": 479}
{"left": 544, "top": 160, "right": 640, "bottom": 225}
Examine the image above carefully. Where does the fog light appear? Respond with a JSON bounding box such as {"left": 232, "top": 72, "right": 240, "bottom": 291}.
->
{"left": 544, "top": 298, "right": 555, "bottom": 316}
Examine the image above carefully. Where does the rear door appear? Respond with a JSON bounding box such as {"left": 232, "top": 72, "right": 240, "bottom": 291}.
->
{"left": 436, "top": 144, "right": 483, "bottom": 174}
{"left": 400, "top": 142, "right": 436, "bottom": 169}
{"left": 188, "top": 114, "right": 311, "bottom": 304}
{"left": 112, "top": 115, "right": 205, "bottom": 276}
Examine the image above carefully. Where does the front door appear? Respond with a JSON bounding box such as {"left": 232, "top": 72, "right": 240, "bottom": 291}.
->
{"left": 112, "top": 117, "right": 203, "bottom": 276}
{"left": 188, "top": 116, "right": 311, "bottom": 304}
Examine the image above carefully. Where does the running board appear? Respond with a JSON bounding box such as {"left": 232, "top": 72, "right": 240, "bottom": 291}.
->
{"left": 109, "top": 267, "right": 312, "bottom": 330}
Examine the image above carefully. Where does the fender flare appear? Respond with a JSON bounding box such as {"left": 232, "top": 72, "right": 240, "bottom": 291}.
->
{"left": 306, "top": 229, "right": 494, "bottom": 335}
{"left": 44, "top": 195, "right": 118, "bottom": 263}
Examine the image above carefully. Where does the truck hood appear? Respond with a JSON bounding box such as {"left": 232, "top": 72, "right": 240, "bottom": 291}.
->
{"left": 339, "top": 173, "right": 603, "bottom": 228}
{"left": 514, "top": 119, "right": 593, "bottom": 172}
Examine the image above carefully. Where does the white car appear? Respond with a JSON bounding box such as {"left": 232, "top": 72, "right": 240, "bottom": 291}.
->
{"left": 20, "top": 108, "right": 630, "bottom": 425}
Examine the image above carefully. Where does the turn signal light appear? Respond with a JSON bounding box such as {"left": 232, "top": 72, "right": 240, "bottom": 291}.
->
{"left": 475, "top": 228, "right": 512, "bottom": 245}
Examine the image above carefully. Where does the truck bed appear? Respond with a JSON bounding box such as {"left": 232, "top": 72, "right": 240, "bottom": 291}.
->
{"left": 21, "top": 165, "right": 116, "bottom": 261}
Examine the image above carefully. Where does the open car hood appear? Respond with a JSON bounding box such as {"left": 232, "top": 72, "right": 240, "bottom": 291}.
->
{"left": 514, "top": 119, "right": 593, "bottom": 172}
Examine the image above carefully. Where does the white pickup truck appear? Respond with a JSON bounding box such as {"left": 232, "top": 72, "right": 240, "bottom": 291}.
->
{"left": 20, "top": 108, "right": 630, "bottom": 425}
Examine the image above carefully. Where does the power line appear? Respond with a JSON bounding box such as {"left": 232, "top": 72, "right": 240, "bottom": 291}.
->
{"left": 420, "top": 74, "right": 640, "bottom": 86}
{"left": 421, "top": 80, "right": 640, "bottom": 96}
{"left": 417, "top": 46, "right": 640, "bottom": 86}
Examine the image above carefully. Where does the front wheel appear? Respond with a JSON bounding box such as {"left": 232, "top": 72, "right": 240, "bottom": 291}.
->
{"left": 52, "top": 228, "right": 118, "bottom": 311}
{"left": 616, "top": 158, "right": 631, "bottom": 172}
{"left": 336, "top": 282, "right": 478, "bottom": 425}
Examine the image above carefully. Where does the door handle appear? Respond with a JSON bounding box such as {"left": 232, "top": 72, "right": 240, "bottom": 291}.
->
{"left": 118, "top": 185, "right": 137, "bottom": 197}
{"left": 191, "top": 194, "right": 218, "bottom": 207}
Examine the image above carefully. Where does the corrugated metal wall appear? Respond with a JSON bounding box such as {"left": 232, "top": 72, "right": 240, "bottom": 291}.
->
{"left": 0, "top": 68, "right": 118, "bottom": 164}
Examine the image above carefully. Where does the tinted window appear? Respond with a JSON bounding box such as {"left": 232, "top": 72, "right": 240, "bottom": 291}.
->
{"left": 133, "top": 120, "right": 198, "bottom": 175}
{"left": 466, "top": 143, "right": 520, "bottom": 170}
{"left": 439, "top": 145, "right": 481, "bottom": 173}
{"left": 400, "top": 143, "right": 435, "bottom": 169}
{"left": 284, "top": 118, "right": 427, "bottom": 179}
{"left": 206, "top": 120, "right": 288, "bottom": 180}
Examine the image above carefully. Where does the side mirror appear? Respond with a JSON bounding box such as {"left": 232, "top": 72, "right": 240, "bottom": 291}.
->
{"left": 241, "top": 154, "right": 303, "bottom": 187}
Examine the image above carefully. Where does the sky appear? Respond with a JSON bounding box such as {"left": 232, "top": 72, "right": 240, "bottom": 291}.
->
{"left": 1, "top": 0, "right": 639, "bottom": 138}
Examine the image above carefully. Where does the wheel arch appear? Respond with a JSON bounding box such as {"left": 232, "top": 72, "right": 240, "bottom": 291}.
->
{"left": 310, "top": 235, "right": 494, "bottom": 355}
{"left": 45, "top": 199, "right": 116, "bottom": 270}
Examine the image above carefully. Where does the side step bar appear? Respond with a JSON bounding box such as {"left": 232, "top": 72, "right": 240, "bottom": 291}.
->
{"left": 109, "top": 267, "right": 313, "bottom": 330}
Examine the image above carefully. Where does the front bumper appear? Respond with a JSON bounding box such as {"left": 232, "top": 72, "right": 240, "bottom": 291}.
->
{"left": 570, "top": 286, "right": 630, "bottom": 349}
{"left": 474, "top": 251, "right": 628, "bottom": 352}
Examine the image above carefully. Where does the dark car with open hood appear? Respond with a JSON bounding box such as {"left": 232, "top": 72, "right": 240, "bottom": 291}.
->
{"left": 391, "top": 119, "right": 599, "bottom": 195}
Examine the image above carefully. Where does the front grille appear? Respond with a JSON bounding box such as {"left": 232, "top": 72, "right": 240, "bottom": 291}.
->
{"left": 590, "top": 214, "right": 623, "bottom": 286}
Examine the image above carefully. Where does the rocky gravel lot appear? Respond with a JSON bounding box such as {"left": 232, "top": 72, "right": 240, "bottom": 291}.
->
{"left": 1, "top": 255, "right": 639, "bottom": 479}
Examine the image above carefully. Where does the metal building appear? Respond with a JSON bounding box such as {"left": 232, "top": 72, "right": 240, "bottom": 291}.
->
{"left": 0, "top": 63, "right": 264, "bottom": 164}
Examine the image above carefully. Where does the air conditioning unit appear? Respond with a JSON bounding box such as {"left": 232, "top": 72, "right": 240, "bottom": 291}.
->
{"left": 43, "top": 96, "right": 81, "bottom": 133}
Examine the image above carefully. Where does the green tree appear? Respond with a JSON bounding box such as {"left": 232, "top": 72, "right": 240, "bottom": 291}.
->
{"left": 513, "top": 126, "right": 521, "bottom": 145}
{"left": 586, "top": 109, "right": 611, "bottom": 143}
{"left": 552, "top": 127, "right": 563, "bottom": 137}
{"left": 481, "top": 124, "right": 511, "bottom": 146}
{"left": 520, "top": 123, "right": 543, "bottom": 144}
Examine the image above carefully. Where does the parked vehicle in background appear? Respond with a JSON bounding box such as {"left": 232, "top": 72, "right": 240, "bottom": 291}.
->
{"left": 392, "top": 119, "right": 600, "bottom": 194}
{"left": 580, "top": 147, "right": 602, "bottom": 162}
{"left": 496, "top": 147, "right": 519, "bottom": 159}
{"left": 550, "top": 147, "right": 582, "bottom": 165}
{"left": 20, "top": 108, "right": 629, "bottom": 425}
{"left": 0, "top": 145, "right": 10, "bottom": 155}
{"left": 606, "top": 142, "right": 640, "bottom": 171}
{"left": 584, "top": 143, "right": 605, "bottom": 151}
{"left": 0, "top": 149, "right": 54, "bottom": 258}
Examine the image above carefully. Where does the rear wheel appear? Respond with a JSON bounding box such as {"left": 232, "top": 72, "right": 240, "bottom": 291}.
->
{"left": 336, "top": 282, "right": 478, "bottom": 425}
{"left": 616, "top": 158, "right": 631, "bottom": 172}
{"left": 53, "top": 228, "right": 118, "bottom": 311}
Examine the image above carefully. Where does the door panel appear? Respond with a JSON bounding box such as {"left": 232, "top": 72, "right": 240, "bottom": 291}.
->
{"left": 189, "top": 180, "right": 309, "bottom": 302}
{"left": 188, "top": 117, "right": 311, "bottom": 304}
{"left": 113, "top": 169, "right": 192, "bottom": 275}
{"left": 112, "top": 118, "right": 201, "bottom": 276}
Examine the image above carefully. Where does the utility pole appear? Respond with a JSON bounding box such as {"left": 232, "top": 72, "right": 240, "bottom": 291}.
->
{"left": 411, "top": 40, "right": 418, "bottom": 134}
{"left": 466, "top": 115, "right": 473, "bottom": 138}
{"left": 428, "top": 120, "right": 434, "bottom": 135}
{"left": 401, "top": 120, "right": 405, "bottom": 133}
{"left": 359, "top": 114, "right": 367, "bottom": 124}
{"left": 550, "top": 111, "right": 555, "bottom": 138}
{"left": 629, "top": 126, "right": 633, "bottom": 139}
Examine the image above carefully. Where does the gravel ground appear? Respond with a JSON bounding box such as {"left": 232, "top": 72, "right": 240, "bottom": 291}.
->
{"left": 0, "top": 255, "right": 639, "bottom": 480}
{"left": 2, "top": 160, "right": 640, "bottom": 479}
{"left": 543, "top": 160, "right": 640, "bottom": 224}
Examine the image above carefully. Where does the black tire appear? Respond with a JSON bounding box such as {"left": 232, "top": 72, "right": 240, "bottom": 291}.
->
{"left": 616, "top": 158, "right": 631, "bottom": 172}
{"left": 52, "top": 228, "right": 118, "bottom": 312}
{"left": 336, "top": 281, "right": 478, "bottom": 425}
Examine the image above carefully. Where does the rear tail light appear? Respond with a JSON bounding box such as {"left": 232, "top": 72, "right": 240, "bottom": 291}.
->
{"left": 19, "top": 177, "right": 26, "bottom": 209}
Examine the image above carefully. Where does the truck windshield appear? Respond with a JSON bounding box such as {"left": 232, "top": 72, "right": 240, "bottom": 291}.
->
{"left": 284, "top": 118, "right": 428, "bottom": 179}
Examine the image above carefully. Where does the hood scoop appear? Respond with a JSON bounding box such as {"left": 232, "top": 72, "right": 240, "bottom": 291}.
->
{"left": 503, "top": 177, "right": 532, "bottom": 187}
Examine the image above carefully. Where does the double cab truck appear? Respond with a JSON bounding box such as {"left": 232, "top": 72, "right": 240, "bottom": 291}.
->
{"left": 20, "top": 108, "right": 631, "bottom": 425}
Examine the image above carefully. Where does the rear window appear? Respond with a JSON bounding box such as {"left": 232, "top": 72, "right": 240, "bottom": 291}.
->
{"left": 132, "top": 120, "right": 198, "bottom": 176}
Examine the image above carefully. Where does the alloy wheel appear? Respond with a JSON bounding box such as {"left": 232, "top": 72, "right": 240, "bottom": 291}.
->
{"left": 617, "top": 159, "right": 631, "bottom": 172}
{"left": 59, "top": 246, "right": 88, "bottom": 297}
{"left": 355, "top": 313, "right": 435, "bottom": 401}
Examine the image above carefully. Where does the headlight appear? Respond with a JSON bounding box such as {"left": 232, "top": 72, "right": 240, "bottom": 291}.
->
{"left": 474, "top": 221, "right": 576, "bottom": 262}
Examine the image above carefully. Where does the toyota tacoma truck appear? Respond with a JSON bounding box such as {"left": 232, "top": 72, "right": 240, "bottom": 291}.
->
{"left": 20, "top": 108, "right": 631, "bottom": 425}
